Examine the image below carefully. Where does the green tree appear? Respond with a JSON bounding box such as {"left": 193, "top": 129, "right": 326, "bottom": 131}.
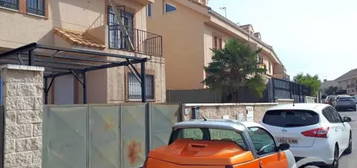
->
{"left": 293, "top": 73, "right": 321, "bottom": 97}
{"left": 203, "top": 39, "right": 266, "bottom": 102}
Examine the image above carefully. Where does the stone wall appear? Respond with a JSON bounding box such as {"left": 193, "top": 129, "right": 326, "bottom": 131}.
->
{"left": 1, "top": 65, "right": 44, "bottom": 168}
{"left": 183, "top": 103, "right": 279, "bottom": 122}
{"left": 275, "top": 99, "right": 294, "bottom": 104}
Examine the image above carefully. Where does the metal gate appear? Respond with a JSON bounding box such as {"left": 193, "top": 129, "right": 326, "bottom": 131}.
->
{"left": 270, "top": 78, "right": 312, "bottom": 102}
{"left": 43, "top": 104, "right": 179, "bottom": 168}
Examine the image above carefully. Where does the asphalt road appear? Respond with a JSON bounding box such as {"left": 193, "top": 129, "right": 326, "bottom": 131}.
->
{"left": 338, "top": 110, "right": 357, "bottom": 168}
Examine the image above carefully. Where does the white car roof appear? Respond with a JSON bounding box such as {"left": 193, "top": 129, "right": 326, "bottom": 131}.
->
{"left": 173, "top": 119, "right": 264, "bottom": 132}
{"left": 267, "top": 103, "right": 330, "bottom": 113}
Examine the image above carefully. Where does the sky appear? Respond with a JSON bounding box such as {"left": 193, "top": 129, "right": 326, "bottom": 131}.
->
{"left": 208, "top": 0, "right": 357, "bottom": 81}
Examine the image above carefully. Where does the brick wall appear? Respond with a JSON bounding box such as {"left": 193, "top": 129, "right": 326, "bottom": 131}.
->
{"left": 1, "top": 65, "right": 44, "bottom": 168}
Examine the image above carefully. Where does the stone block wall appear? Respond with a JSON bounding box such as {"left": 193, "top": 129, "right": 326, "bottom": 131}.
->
{"left": 275, "top": 99, "right": 294, "bottom": 104}
{"left": 1, "top": 65, "right": 44, "bottom": 168}
{"left": 183, "top": 103, "right": 278, "bottom": 122}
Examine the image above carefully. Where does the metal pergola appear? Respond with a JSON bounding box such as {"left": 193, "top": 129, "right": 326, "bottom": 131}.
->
{"left": 0, "top": 42, "right": 148, "bottom": 103}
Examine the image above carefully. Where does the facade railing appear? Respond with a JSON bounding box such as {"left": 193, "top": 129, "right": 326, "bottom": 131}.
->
{"left": 108, "top": 24, "right": 163, "bottom": 57}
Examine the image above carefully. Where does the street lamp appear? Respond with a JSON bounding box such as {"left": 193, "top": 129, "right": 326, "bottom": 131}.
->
{"left": 219, "top": 7, "right": 227, "bottom": 18}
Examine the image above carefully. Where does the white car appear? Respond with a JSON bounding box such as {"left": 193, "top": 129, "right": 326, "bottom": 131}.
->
{"left": 261, "top": 103, "right": 352, "bottom": 168}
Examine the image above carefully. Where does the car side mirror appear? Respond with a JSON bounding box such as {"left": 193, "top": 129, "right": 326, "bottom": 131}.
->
{"left": 278, "top": 143, "right": 290, "bottom": 151}
{"left": 343, "top": 117, "right": 352, "bottom": 122}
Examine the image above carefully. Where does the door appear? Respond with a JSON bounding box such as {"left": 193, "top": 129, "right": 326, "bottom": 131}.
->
{"left": 330, "top": 107, "right": 349, "bottom": 151}
{"left": 54, "top": 75, "right": 75, "bottom": 104}
{"left": 248, "top": 127, "right": 288, "bottom": 168}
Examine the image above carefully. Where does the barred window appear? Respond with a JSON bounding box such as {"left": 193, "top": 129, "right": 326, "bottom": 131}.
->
{"left": 128, "top": 73, "right": 154, "bottom": 100}
{"left": 108, "top": 7, "right": 134, "bottom": 50}
{"left": 0, "top": 0, "right": 18, "bottom": 10}
{"left": 27, "top": 0, "right": 45, "bottom": 16}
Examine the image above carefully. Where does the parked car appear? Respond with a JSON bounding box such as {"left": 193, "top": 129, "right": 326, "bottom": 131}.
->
{"left": 335, "top": 95, "right": 356, "bottom": 111}
{"left": 352, "top": 96, "right": 357, "bottom": 104}
{"left": 144, "top": 120, "right": 296, "bottom": 168}
{"left": 325, "top": 95, "right": 337, "bottom": 106}
{"left": 261, "top": 103, "right": 352, "bottom": 168}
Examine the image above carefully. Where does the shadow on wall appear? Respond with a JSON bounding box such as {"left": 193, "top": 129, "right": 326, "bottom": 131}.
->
{"left": 50, "top": 0, "right": 106, "bottom": 30}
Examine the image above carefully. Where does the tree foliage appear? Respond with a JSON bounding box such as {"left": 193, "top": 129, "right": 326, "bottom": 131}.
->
{"left": 203, "top": 39, "right": 266, "bottom": 102}
{"left": 293, "top": 73, "right": 321, "bottom": 97}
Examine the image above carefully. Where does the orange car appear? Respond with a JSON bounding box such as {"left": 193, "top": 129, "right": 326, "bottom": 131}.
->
{"left": 144, "top": 120, "right": 296, "bottom": 168}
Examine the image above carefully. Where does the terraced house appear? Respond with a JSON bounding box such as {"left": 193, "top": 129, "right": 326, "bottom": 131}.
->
{"left": 147, "top": 0, "right": 288, "bottom": 91}
{"left": 0, "top": 0, "right": 166, "bottom": 104}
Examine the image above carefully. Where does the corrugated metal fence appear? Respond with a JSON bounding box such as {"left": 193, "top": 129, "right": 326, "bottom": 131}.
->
{"left": 43, "top": 104, "right": 179, "bottom": 168}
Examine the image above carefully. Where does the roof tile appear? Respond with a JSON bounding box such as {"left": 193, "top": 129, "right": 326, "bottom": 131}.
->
{"left": 53, "top": 27, "right": 106, "bottom": 50}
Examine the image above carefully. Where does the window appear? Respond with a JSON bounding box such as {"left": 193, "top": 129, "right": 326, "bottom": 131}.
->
{"left": 263, "top": 110, "right": 319, "bottom": 127}
{"left": 337, "top": 97, "right": 354, "bottom": 102}
{"left": 323, "top": 107, "right": 342, "bottom": 123}
{"left": 257, "top": 55, "right": 263, "bottom": 64}
{"left": 209, "top": 129, "right": 246, "bottom": 148}
{"left": 248, "top": 127, "right": 276, "bottom": 155}
{"left": 108, "top": 7, "right": 134, "bottom": 50}
{"left": 180, "top": 128, "right": 204, "bottom": 140}
{"left": 169, "top": 128, "right": 247, "bottom": 149}
{"left": 128, "top": 73, "right": 154, "bottom": 100}
{"left": 165, "top": 3, "right": 176, "bottom": 13}
{"left": 213, "top": 36, "right": 218, "bottom": 49}
{"left": 213, "top": 36, "right": 223, "bottom": 49}
{"left": 27, "top": 0, "right": 45, "bottom": 16}
{"left": 146, "top": 3, "right": 152, "bottom": 17}
{"left": 0, "top": 0, "right": 18, "bottom": 10}
{"left": 218, "top": 38, "right": 222, "bottom": 49}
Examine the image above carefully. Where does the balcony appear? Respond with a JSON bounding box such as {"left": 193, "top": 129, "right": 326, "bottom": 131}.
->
{"left": 108, "top": 24, "right": 162, "bottom": 57}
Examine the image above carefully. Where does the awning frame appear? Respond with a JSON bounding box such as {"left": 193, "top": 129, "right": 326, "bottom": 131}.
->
{"left": 0, "top": 42, "right": 148, "bottom": 103}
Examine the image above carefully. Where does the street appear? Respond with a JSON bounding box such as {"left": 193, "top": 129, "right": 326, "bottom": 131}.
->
{"left": 338, "top": 110, "right": 357, "bottom": 168}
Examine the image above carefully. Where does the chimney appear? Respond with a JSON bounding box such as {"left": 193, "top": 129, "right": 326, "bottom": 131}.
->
{"left": 194, "top": 0, "right": 208, "bottom": 5}
{"left": 254, "top": 32, "right": 261, "bottom": 39}
{"left": 240, "top": 24, "right": 254, "bottom": 34}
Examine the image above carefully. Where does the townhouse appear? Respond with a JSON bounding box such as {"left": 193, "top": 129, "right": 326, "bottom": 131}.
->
{"left": 147, "top": 0, "right": 288, "bottom": 91}
{"left": 0, "top": 0, "right": 166, "bottom": 104}
{"left": 335, "top": 68, "right": 357, "bottom": 95}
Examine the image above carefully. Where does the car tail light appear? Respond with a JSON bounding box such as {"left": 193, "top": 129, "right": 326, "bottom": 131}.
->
{"left": 301, "top": 127, "right": 329, "bottom": 138}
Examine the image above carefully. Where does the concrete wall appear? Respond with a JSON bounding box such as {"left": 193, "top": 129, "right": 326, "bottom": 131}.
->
{"left": 147, "top": 0, "right": 210, "bottom": 90}
{"left": 106, "top": 55, "right": 166, "bottom": 103}
{"left": 148, "top": 0, "right": 287, "bottom": 91}
{"left": 0, "top": 0, "right": 166, "bottom": 104}
{"left": 1, "top": 65, "right": 44, "bottom": 168}
{"left": 0, "top": 0, "right": 149, "bottom": 48}
{"left": 183, "top": 103, "right": 279, "bottom": 123}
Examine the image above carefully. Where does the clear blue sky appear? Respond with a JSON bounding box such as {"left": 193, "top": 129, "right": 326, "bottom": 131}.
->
{"left": 208, "top": 0, "right": 356, "bottom": 81}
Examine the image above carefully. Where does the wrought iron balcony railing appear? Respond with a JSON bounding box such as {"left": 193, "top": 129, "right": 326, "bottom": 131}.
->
{"left": 108, "top": 24, "right": 162, "bottom": 57}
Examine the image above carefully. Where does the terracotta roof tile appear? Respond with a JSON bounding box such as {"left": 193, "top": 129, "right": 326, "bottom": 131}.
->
{"left": 53, "top": 27, "right": 106, "bottom": 50}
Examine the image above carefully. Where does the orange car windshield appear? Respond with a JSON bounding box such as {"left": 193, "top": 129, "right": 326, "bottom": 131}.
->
{"left": 169, "top": 128, "right": 248, "bottom": 150}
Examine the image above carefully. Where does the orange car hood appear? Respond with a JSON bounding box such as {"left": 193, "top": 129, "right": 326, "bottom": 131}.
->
{"left": 149, "top": 139, "right": 254, "bottom": 165}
